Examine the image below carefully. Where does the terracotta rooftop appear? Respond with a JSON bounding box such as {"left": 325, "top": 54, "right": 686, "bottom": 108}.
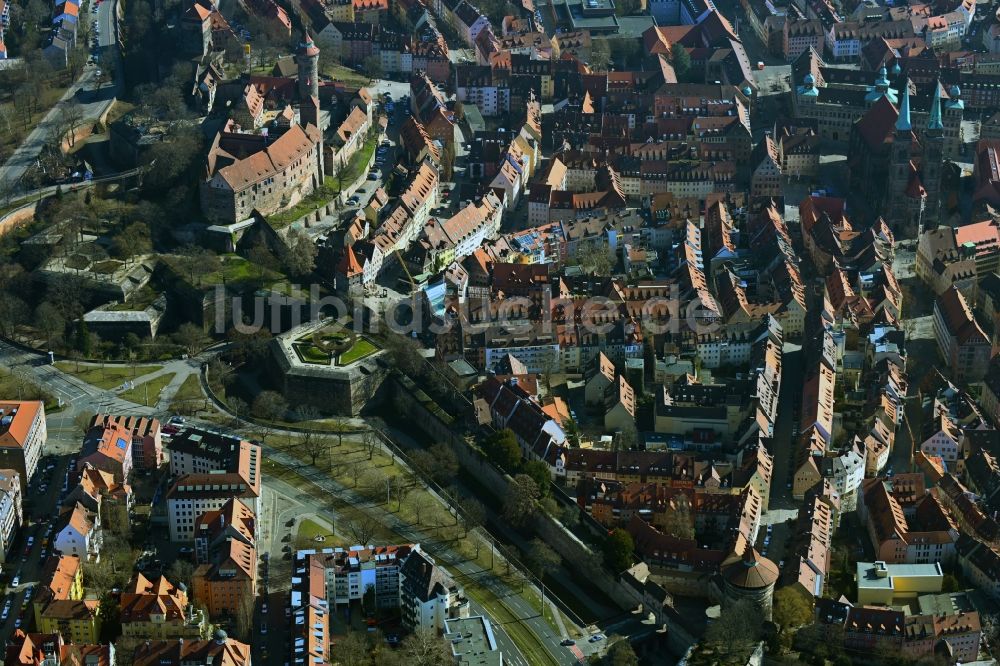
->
{"left": 0, "top": 402, "right": 43, "bottom": 451}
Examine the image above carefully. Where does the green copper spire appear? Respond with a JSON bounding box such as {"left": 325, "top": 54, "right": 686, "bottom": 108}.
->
{"left": 896, "top": 80, "right": 911, "bottom": 132}
{"left": 927, "top": 82, "right": 943, "bottom": 131}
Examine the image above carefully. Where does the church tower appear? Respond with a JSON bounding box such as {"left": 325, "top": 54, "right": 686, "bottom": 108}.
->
{"left": 923, "top": 81, "right": 945, "bottom": 228}
{"left": 886, "top": 79, "right": 914, "bottom": 232}
{"left": 297, "top": 31, "right": 320, "bottom": 101}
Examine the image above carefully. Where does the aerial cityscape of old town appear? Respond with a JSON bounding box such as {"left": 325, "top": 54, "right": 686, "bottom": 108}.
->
{"left": 1, "top": 0, "right": 1000, "bottom": 659}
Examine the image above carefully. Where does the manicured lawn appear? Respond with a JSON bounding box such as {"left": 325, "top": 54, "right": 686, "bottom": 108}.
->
{"left": 336, "top": 338, "right": 380, "bottom": 366}
{"left": 267, "top": 184, "right": 339, "bottom": 228}
{"left": 120, "top": 373, "right": 175, "bottom": 406}
{"left": 172, "top": 374, "right": 204, "bottom": 403}
{"left": 193, "top": 254, "right": 282, "bottom": 288}
{"left": 293, "top": 343, "right": 332, "bottom": 365}
{"left": 338, "top": 135, "right": 378, "bottom": 186}
{"left": 322, "top": 63, "right": 369, "bottom": 87}
{"left": 294, "top": 517, "right": 340, "bottom": 549}
{"left": 55, "top": 362, "right": 163, "bottom": 390}
{"left": 0, "top": 369, "right": 59, "bottom": 411}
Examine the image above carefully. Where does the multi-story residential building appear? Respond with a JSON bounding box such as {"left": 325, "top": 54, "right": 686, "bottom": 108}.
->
{"left": 933, "top": 286, "right": 994, "bottom": 382}
{"left": 89, "top": 414, "right": 163, "bottom": 470}
{"left": 0, "top": 401, "right": 45, "bottom": 491}
{"left": 168, "top": 429, "right": 261, "bottom": 482}
{"left": 192, "top": 537, "right": 258, "bottom": 618}
{"left": 53, "top": 503, "right": 101, "bottom": 561}
{"left": 120, "top": 573, "right": 207, "bottom": 640}
{"left": 954, "top": 218, "right": 1000, "bottom": 277}
{"left": 166, "top": 473, "right": 261, "bottom": 542}
{"left": 453, "top": 2, "right": 490, "bottom": 47}
{"left": 0, "top": 469, "right": 20, "bottom": 562}
{"left": 419, "top": 192, "right": 503, "bottom": 272}
{"left": 956, "top": 534, "right": 1000, "bottom": 601}
{"left": 774, "top": 118, "right": 821, "bottom": 178}
{"left": 784, "top": 487, "right": 837, "bottom": 599}
{"left": 63, "top": 463, "right": 132, "bottom": 532}
{"left": 398, "top": 549, "right": 469, "bottom": 633}
{"left": 749, "top": 135, "right": 781, "bottom": 199}
{"left": 984, "top": 357, "right": 1000, "bottom": 428}
{"left": 79, "top": 421, "right": 133, "bottom": 483}
{"left": 916, "top": 226, "right": 978, "bottom": 300}
{"left": 456, "top": 65, "right": 509, "bottom": 117}
{"left": 33, "top": 555, "right": 99, "bottom": 644}
{"left": 132, "top": 631, "right": 251, "bottom": 666}
{"left": 330, "top": 106, "right": 371, "bottom": 169}
{"left": 289, "top": 556, "right": 332, "bottom": 666}
{"left": 5, "top": 633, "right": 112, "bottom": 666}
{"left": 903, "top": 611, "right": 981, "bottom": 663}
{"left": 477, "top": 377, "right": 568, "bottom": 462}
{"left": 297, "top": 545, "right": 417, "bottom": 610}
{"left": 200, "top": 122, "right": 324, "bottom": 223}
{"left": 783, "top": 18, "right": 824, "bottom": 60}
{"left": 193, "top": 497, "right": 256, "bottom": 565}
{"left": 858, "top": 478, "right": 958, "bottom": 564}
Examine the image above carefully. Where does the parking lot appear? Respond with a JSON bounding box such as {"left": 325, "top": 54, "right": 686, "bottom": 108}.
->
{"left": 0, "top": 454, "right": 72, "bottom": 643}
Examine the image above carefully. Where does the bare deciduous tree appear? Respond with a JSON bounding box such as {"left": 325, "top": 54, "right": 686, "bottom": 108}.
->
{"left": 345, "top": 515, "right": 380, "bottom": 545}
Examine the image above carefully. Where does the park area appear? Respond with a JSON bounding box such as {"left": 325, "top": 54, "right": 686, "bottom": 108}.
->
{"left": 292, "top": 332, "right": 381, "bottom": 366}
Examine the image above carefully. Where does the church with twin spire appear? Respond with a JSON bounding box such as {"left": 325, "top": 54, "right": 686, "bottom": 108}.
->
{"left": 849, "top": 70, "right": 949, "bottom": 238}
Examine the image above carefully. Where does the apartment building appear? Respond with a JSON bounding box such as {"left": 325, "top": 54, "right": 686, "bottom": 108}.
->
{"left": 193, "top": 497, "right": 256, "bottom": 565}
{"left": 289, "top": 557, "right": 331, "bottom": 666}
{"left": 89, "top": 414, "right": 163, "bottom": 470}
{"left": 0, "top": 469, "right": 20, "bottom": 562}
{"left": 168, "top": 429, "right": 261, "bottom": 486}
{"left": 956, "top": 534, "right": 1000, "bottom": 601}
{"left": 0, "top": 401, "right": 45, "bottom": 491}
{"left": 192, "top": 537, "right": 258, "bottom": 617}
{"left": 299, "top": 545, "right": 417, "bottom": 610}
{"left": 132, "top": 631, "right": 251, "bottom": 666}
{"left": 53, "top": 503, "right": 101, "bottom": 562}
{"left": 120, "top": 573, "right": 207, "bottom": 640}
{"left": 33, "top": 555, "right": 99, "bottom": 644}
{"left": 79, "top": 421, "right": 133, "bottom": 483}
{"left": 166, "top": 473, "right": 261, "bottom": 542}
{"left": 915, "top": 226, "right": 978, "bottom": 300}
{"left": 933, "top": 286, "right": 994, "bottom": 382}
{"left": 63, "top": 463, "right": 132, "bottom": 532}
{"left": 398, "top": 549, "right": 469, "bottom": 633}
{"left": 858, "top": 478, "right": 958, "bottom": 564}
{"left": 749, "top": 135, "right": 781, "bottom": 199}
{"left": 5, "top": 633, "right": 112, "bottom": 666}
{"left": 420, "top": 191, "right": 503, "bottom": 271}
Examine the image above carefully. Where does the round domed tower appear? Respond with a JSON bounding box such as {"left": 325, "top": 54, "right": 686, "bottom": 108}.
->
{"left": 213, "top": 629, "right": 228, "bottom": 645}
{"left": 720, "top": 545, "right": 779, "bottom": 620}
{"left": 947, "top": 85, "right": 964, "bottom": 110}
{"left": 297, "top": 31, "right": 320, "bottom": 101}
